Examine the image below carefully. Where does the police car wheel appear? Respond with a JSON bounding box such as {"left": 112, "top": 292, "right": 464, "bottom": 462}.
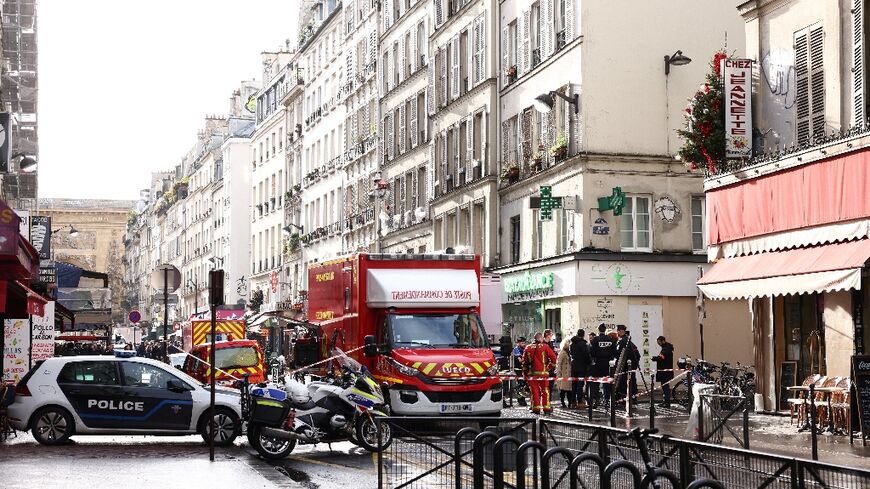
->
{"left": 199, "top": 408, "right": 240, "bottom": 447}
{"left": 31, "top": 407, "right": 74, "bottom": 446}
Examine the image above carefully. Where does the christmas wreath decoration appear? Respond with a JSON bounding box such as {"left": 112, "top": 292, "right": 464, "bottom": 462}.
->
{"left": 677, "top": 51, "right": 728, "bottom": 174}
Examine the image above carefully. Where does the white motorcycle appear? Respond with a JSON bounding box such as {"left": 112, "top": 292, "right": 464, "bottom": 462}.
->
{"left": 240, "top": 349, "right": 392, "bottom": 460}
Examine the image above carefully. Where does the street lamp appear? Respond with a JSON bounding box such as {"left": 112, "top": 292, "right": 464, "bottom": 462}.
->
{"left": 52, "top": 224, "right": 79, "bottom": 238}
{"left": 11, "top": 153, "right": 38, "bottom": 173}
{"left": 281, "top": 223, "right": 304, "bottom": 235}
{"left": 664, "top": 50, "right": 692, "bottom": 75}
{"left": 207, "top": 256, "right": 224, "bottom": 268}
{"left": 533, "top": 90, "right": 579, "bottom": 114}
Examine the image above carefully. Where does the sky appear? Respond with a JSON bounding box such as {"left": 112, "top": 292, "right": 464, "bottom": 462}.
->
{"left": 37, "top": 0, "right": 299, "bottom": 200}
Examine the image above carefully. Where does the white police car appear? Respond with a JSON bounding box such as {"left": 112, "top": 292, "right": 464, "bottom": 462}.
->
{"left": 8, "top": 353, "right": 242, "bottom": 446}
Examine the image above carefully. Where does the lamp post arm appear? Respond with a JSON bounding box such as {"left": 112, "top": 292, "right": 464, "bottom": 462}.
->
{"left": 549, "top": 91, "right": 579, "bottom": 113}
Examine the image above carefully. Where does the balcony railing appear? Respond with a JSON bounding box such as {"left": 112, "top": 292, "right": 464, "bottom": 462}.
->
{"left": 499, "top": 145, "right": 578, "bottom": 189}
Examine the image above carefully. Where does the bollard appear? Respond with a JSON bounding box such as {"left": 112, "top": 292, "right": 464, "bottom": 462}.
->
{"left": 609, "top": 383, "right": 616, "bottom": 427}
{"left": 649, "top": 378, "right": 656, "bottom": 430}
{"left": 743, "top": 390, "right": 751, "bottom": 450}
{"left": 454, "top": 427, "right": 479, "bottom": 489}
{"left": 698, "top": 394, "right": 705, "bottom": 442}
{"left": 472, "top": 431, "right": 500, "bottom": 488}
{"left": 492, "top": 436, "right": 522, "bottom": 489}
{"left": 687, "top": 369, "right": 694, "bottom": 408}
{"left": 809, "top": 383, "right": 818, "bottom": 460}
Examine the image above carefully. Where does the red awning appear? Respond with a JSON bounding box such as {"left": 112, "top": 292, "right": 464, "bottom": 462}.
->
{"left": 698, "top": 239, "right": 870, "bottom": 300}
{"left": 56, "top": 334, "right": 107, "bottom": 342}
{"left": 0, "top": 280, "right": 49, "bottom": 317}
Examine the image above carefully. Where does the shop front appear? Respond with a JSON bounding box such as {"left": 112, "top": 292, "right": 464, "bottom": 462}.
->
{"left": 500, "top": 260, "right": 579, "bottom": 342}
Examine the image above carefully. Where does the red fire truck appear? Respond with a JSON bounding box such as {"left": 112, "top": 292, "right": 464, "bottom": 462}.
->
{"left": 305, "top": 252, "right": 502, "bottom": 415}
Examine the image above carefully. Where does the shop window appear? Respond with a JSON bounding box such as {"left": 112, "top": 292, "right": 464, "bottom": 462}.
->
{"left": 545, "top": 308, "right": 561, "bottom": 333}
{"left": 691, "top": 196, "right": 706, "bottom": 252}
{"left": 620, "top": 195, "right": 651, "bottom": 252}
{"left": 783, "top": 294, "right": 824, "bottom": 382}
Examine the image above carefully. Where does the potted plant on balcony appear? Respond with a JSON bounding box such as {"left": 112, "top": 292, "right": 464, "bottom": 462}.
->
{"left": 549, "top": 133, "right": 568, "bottom": 161}
{"left": 506, "top": 65, "right": 517, "bottom": 83}
{"left": 500, "top": 163, "right": 520, "bottom": 184}
{"left": 530, "top": 151, "right": 543, "bottom": 173}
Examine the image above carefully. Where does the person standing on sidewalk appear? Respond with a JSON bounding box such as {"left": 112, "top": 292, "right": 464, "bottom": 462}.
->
{"left": 614, "top": 324, "right": 640, "bottom": 404}
{"left": 512, "top": 337, "right": 528, "bottom": 407}
{"left": 523, "top": 332, "right": 557, "bottom": 414}
{"left": 555, "top": 337, "right": 574, "bottom": 408}
{"left": 653, "top": 336, "right": 674, "bottom": 407}
{"left": 569, "top": 329, "right": 591, "bottom": 408}
{"left": 590, "top": 324, "right": 615, "bottom": 407}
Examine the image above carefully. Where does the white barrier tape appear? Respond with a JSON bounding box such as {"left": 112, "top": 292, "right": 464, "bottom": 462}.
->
{"left": 286, "top": 345, "right": 365, "bottom": 376}
{"left": 168, "top": 345, "right": 243, "bottom": 382}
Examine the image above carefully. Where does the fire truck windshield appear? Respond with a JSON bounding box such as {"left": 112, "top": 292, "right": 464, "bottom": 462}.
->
{"left": 387, "top": 313, "right": 488, "bottom": 348}
{"left": 214, "top": 346, "right": 259, "bottom": 369}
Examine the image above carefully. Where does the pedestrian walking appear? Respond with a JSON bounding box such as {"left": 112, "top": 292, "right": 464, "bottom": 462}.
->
{"left": 653, "top": 336, "right": 674, "bottom": 407}
{"left": 569, "top": 329, "right": 591, "bottom": 408}
{"left": 555, "top": 337, "right": 574, "bottom": 408}
{"left": 522, "top": 332, "right": 557, "bottom": 414}
{"left": 590, "top": 324, "right": 615, "bottom": 407}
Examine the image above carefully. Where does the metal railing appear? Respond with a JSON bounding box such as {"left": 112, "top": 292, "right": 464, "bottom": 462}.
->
{"left": 376, "top": 416, "right": 870, "bottom": 488}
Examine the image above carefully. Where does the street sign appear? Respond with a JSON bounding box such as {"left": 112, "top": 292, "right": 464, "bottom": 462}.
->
{"left": 173, "top": 322, "right": 181, "bottom": 331}
{"left": 128, "top": 310, "right": 141, "bottom": 324}
{"left": 151, "top": 293, "right": 179, "bottom": 305}
{"left": 151, "top": 264, "right": 181, "bottom": 293}
{"left": 271, "top": 270, "right": 278, "bottom": 294}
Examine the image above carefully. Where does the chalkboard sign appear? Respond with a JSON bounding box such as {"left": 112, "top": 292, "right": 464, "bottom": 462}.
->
{"left": 779, "top": 361, "right": 798, "bottom": 411}
{"left": 851, "top": 355, "right": 870, "bottom": 446}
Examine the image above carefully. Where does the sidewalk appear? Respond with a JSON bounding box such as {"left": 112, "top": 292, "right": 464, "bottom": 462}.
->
{"left": 503, "top": 403, "right": 870, "bottom": 470}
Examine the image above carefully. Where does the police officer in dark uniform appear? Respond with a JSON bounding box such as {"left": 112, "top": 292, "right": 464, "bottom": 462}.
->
{"left": 614, "top": 324, "right": 640, "bottom": 404}
{"left": 589, "top": 324, "right": 615, "bottom": 407}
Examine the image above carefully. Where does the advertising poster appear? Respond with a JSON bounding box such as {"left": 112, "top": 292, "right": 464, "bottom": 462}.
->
{"left": 31, "top": 301, "right": 57, "bottom": 362}
{"left": 3, "top": 318, "right": 30, "bottom": 383}
{"left": 628, "top": 304, "right": 663, "bottom": 385}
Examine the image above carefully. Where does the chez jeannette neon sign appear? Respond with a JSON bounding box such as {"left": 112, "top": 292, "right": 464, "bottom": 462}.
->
{"left": 504, "top": 271, "right": 554, "bottom": 296}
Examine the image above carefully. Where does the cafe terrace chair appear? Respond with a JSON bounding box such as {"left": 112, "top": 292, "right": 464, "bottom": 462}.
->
{"left": 788, "top": 374, "right": 821, "bottom": 425}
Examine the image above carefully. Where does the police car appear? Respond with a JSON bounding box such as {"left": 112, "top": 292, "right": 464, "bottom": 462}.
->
{"left": 7, "top": 353, "right": 243, "bottom": 446}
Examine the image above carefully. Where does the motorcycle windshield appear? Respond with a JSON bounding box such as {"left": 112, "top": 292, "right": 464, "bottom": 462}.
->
{"left": 331, "top": 348, "right": 364, "bottom": 372}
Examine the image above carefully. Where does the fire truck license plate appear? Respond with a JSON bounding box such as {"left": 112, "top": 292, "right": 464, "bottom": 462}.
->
{"left": 440, "top": 404, "right": 473, "bottom": 413}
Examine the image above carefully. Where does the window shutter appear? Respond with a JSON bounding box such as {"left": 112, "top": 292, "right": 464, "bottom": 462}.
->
{"left": 410, "top": 96, "right": 419, "bottom": 148}
{"left": 521, "top": 10, "right": 531, "bottom": 75}
{"left": 521, "top": 108, "right": 533, "bottom": 165}
{"left": 855, "top": 0, "right": 865, "bottom": 126}
{"left": 541, "top": 0, "right": 553, "bottom": 59}
{"left": 399, "top": 105, "right": 407, "bottom": 154}
{"left": 502, "top": 120, "right": 512, "bottom": 164}
{"left": 451, "top": 36, "right": 460, "bottom": 100}
{"left": 428, "top": 54, "right": 436, "bottom": 115}
{"left": 369, "top": 30, "right": 378, "bottom": 66}
{"left": 410, "top": 28, "right": 417, "bottom": 74}
{"left": 453, "top": 125, "right": 461, "bottom": 182}
{"left": 398, "top": 175, "right": 406, "bottom": 217}
{"left": 384, "top": 0, "right": 393, "bottom": 30}
{"left": 440, "top": 133, "right": 448, "bottom": 194}
{"left": 466, "top": 118, "right": 474, "bottom": 182}
{"left": 399, "top": 36, "right": 406, "bottom": 83}
{"left": 564, "top": 84, "right": 574, "bottom": 153}
{"left": 427, "top": 144, "right": 435, "bottom": 201}
{"left": 565, "top": 0, "right": 575, "bottom": 43}
{"left": 477, "top": 17, "right": 486, "bottom": 84}
{"left": 810, "top": 26, "right": 825, "bottom": 138}
{"left": 795, "top": 30, "right": 810, "bottom": 143}
{"left": 435, "top": 0, "right": 444, "bottom": 27}
{"left": 440, "top": 46, "right": 449, "bottom": 107}
{"left": 411, "top": 169, "right": 419, "bottom": 208}
{"left": 346, "top": 51, "right": 355, "bottom": 91}
{"left": 502, "top": 25, "right": 509, "bottom": 86}
{"left": 388, "top": 113, "right": 395, "bottom": 160}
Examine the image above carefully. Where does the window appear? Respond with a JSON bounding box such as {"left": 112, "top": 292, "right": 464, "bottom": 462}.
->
{"left": 533, "top": 210, "right": 543, "bottom": 259}
{"left": 558, "top": 208, "right": 569, "bottom": 253}
{"left": 620, "top": 195, "right": 652, "bottom": 251}
{"left": 555, "top": 0, "right": 567, "bottom": 49}
{"left": 530, "top": 2, "right": 541, "bottom": 67}
{"left": 691, "top": 196, "right": 706, "bottom": 252}
{"left": 58, "top": 362, "right": 119, "bottom": 385}
{"left": 510, "top": 215, "right": 521, "bottom": 263}
{"left": 121, "top": 362, "right": 188, "bottom": 389}
{"left": 795, "top": 25, "right": 825, "bottom": 143}
{"left": 417, "top": 22, "right": 427, "bottom": 67}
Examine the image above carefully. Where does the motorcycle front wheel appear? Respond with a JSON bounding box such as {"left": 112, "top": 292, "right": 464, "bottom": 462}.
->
{"left": 354, "top": 411, "right": 392, "bottom": 452}
{"left": 248, "top": 423, "right": 297, "bottom": 460}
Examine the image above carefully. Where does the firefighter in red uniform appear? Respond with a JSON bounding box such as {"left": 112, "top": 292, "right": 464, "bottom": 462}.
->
{"left": 522, "top": 332, "right": 558, "bottom": 414}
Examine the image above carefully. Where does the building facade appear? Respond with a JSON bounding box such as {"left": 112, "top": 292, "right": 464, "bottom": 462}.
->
{"left": 493, "top": 1, "right": 746, "bottom": 376}
{"left": 698, "top": 0, "right": 870, "bottom": 412}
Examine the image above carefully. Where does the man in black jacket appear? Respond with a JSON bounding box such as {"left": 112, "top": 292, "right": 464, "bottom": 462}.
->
{"left": 569, "top": 329, "right": 591, "bottom": 408}
{"left": 589, "top": 324, "right": 615, "bottom": 407}
{"left": 613, "top": 324, "right": 640, "bottom": 404}
{"left": 653, "top": 336, "right": 675, "bottom": 407}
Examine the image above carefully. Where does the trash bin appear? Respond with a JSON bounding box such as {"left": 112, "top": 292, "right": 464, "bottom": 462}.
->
{"left": 481, "top": 424, "right": 529, "bottom": 472}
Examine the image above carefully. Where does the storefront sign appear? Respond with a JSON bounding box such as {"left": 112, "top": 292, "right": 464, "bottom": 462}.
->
{"left": 3, "top": 318, "right": 29, "bottom": 383}
{"left": 30, "top": 216, "right": 51, "bottom": 260}
{"left": 530, "top": 186, "right": 562, "bottom": 221}
{"left": 581, "top": 261, "right": 705, "bottom": 297}
{"left": 31, "top": 302, "right": 56, "bottom": 363}
{"left": 579, "top": 296, "right": 628, "bottom": 332}
{"left": 597, "top": 187, "right": 626, "bottom": 216}
{"left": 722, "top": 58, "right": 753, "bottom": 158}
{"left": 504, "top": 271, "right": 554, "bottom": 295}
{"left": 628, "top": 304, "right": 663, "bottom": 380}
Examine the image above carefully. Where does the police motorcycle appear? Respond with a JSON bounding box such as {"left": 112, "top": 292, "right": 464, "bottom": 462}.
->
{"left": 239, "top": 348, "right": 392, "bottom": 460}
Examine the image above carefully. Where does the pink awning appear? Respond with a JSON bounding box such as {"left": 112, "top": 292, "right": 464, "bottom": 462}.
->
{"left": 697, "top": 239, "right": 870, "bottom": 300}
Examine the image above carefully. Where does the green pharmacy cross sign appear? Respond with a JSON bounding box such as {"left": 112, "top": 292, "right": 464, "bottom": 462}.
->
{"left": 597, "top": 187, "right": 627, "bottom": 216}
{"left": 530, "top": 185, "right": 563, "bottom": 221}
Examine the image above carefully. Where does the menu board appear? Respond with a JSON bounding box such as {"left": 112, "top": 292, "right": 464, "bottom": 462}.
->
{"left": 852, "top": 355, "right": 870, "bottom": 445}
{"left": 779, "top": 361, "right": 797, "bottom": 411}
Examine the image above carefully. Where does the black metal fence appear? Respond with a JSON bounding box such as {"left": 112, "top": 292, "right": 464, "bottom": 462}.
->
{"left": 376, "top": 417, "right": 870, "bottom": 489}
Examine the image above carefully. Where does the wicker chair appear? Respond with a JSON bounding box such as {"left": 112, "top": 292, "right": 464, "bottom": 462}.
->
{"left": 831, "top": 377, "right": 851, "bottom": 436}
{"left": 816, "top": 376, "right": 840, "bottom": 428}
{"left": 788, "top": 374, "right": 820, "bottom": 425}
